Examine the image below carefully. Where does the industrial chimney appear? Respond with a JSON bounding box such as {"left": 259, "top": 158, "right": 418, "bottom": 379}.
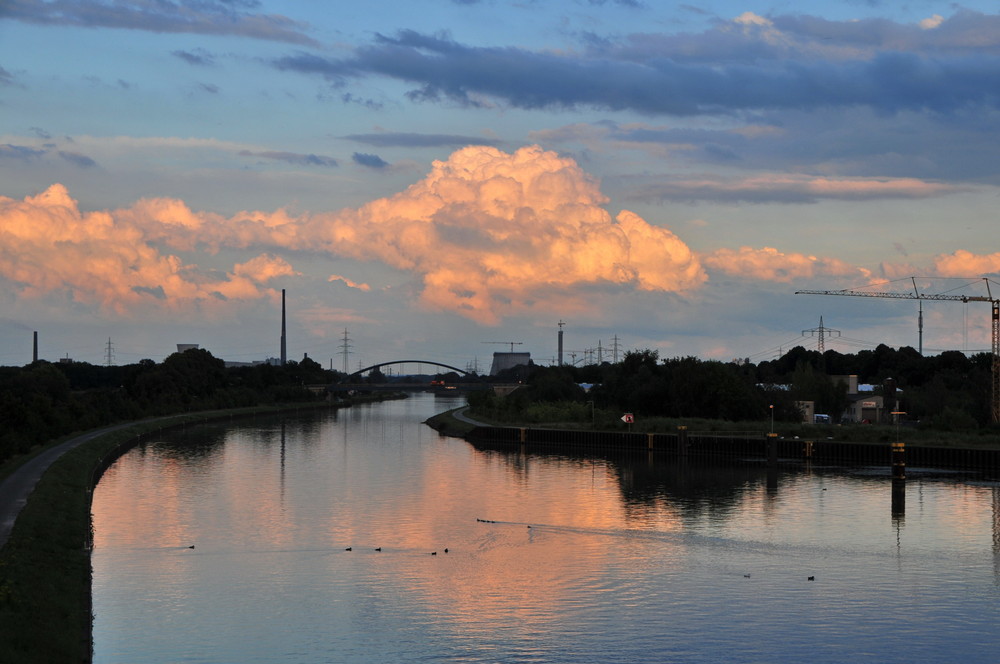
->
{"left": 280, "top": 289, "right": 287, "bottom": 366}
{"left": 557, "top": 320, "right": 564, "bottom": 366}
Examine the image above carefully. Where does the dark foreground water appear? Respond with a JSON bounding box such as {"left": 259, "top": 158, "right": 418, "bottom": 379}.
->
{"left": 92, "top": 393, "right": 1000, "bottom": 663}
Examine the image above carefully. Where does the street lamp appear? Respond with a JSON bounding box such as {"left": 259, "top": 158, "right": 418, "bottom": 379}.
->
{"left": 769, "top": 404, "right": 774, "bottom": 434}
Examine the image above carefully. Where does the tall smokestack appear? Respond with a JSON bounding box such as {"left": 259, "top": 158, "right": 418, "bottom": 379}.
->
{"left": 280, "top": 289, "right": 287, "bottom": 366}
{"left": 557, "top": 320, "right": 564, "bottom": 366}
{"left": 33, "top": 331, "right": 38, "bottom": 363}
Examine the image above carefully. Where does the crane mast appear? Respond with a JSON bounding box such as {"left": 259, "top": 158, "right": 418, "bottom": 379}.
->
{"left": 795, "top": 277, "right": 1000, "bottom": 423}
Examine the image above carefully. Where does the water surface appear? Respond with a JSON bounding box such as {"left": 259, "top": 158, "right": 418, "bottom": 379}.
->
{"left": 92, "top": 393, "right": 1000, "bottom": 663}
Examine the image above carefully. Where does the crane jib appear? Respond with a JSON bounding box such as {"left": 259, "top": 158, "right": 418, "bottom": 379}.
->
{"left": 795, "top": 278, "right": 1000, "bottom": 424}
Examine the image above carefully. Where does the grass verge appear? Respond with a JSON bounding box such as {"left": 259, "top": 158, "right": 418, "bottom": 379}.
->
{"left": 424, "top": 408, "right": 478, "bottom": 438}
{"left": 460, "top": 404, "right": 1000, "bottom": 449}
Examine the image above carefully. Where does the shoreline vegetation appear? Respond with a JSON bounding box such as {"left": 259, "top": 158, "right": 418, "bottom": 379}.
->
{"left": 425, "top": 344, "right": 1000, "bottom": 451}
{"left": 426, "top": 406, "right": 1000, "bottom": 451}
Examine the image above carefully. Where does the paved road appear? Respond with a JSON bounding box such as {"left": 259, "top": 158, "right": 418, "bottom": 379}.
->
{"left": 451, "top": 406, "right": 487, "bottom": 426}
{"left": 0, "top": 421, "right": 144, "bottom": 549}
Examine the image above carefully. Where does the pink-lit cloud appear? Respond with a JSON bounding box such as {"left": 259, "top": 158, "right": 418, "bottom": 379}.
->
{"left": 14, "top": 145, "right": 974, "bottom": 327}
{"left": 633, "top": 173, "right": 962, "bottom": 204}
{"left": 0, "top": 184, "right": 289, "bottom": 315}
{"left": 295, "top": 146, "right": 707, "bottom": 323}
{"left": 328, "top": 275, "right": 371, "bottom": 291}
{"left": 933, "top": 250, "right": 1000, "bottom": 277}
{"left": 703, "top": 246, "right": 872, "bottom": 282}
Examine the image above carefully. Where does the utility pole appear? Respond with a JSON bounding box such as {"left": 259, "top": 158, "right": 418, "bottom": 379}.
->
{"left": 104, "top": 337, "right": 115, "bottom": 367}
{"left": 802, "top": 316, "right": 840, "bottom": 352}
{"left": 340, "top": 328, "right": 352, "bottom": 374}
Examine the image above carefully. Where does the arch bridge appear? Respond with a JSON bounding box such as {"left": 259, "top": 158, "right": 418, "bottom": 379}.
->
{"left": 348, "top": 360, "right": 470, "bottom": 379}
{"left": 328, "top": 360, "right": 480, "bottom": 392}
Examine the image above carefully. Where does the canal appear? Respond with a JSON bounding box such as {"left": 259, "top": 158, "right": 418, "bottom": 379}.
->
{"left": 92, "top": 393, "right": 1000, "bottom": 663}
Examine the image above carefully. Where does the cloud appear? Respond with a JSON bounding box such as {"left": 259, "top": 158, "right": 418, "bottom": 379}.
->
{"left": 5, "top": 146, "right": 709, "bottom": 324}
{"left": 57, "top": 151, "right": 98, "bottom": 168}
{"left": 15, "top": 145, "right": 977, "bottom": 326}
{"left": 233, "top": 254, "right": 299, "bottom": 283}
{"left": 628, "top": 173, "right": 963, "bottom": 204}
{"left": 299, "top": 145, "right": 707, "bottom": 323}
{"left": 0, "top": 65, "right": 14, "bottom": 86}
{"left": 0, "top": 144, "right": 46, "bottom": 161}
{"left": 0, "top": 184, "right": 288, "bottom": 316}
{"left": 172, "top": 48, "right": 215, "bottom": 66}
{"left": 532, "top": 110, "right": 1000, "bottom": 185}
{"left": 2, "top": 0, "right": 318, "bottom": 46}
{"left": 932, "top": 250, "right": 1000, "bottom": 277}
{"left": 703, "top": 246, "right": 871, "bottom": 282}
{"left": 238, "top": 150, "right": 338, "bottom": 167}
{"left": 920, "top": 14, "right": 945, "bottom": 30}
{"left": 272, "top": 15, "right": 1000, "bottom": 117}
{"left": 328, "top": 275, "right": 371, "bottom": 291}
{"left": 343, "top": 131, "right": 501, "bottom": 148}
{"left": 352, "top": 152, "right": 389, "bottom": 169}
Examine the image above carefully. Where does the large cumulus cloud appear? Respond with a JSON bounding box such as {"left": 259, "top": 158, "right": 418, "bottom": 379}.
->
{"left": 4, "top": 145, "right": 994, "bottom": 325}
{"left": 138, "top": 145, "right": 709, "bottom": 324}
{"left": 0, "top": 184, "right": 295, "bottom": 315}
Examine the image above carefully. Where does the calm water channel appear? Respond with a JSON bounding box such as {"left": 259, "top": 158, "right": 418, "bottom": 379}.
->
{"left": 92, "top": 393, "right": 1000, "bottom": 663}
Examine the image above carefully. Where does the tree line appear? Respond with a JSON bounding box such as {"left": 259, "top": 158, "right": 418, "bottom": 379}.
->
{"left": 473, "top": 344, "right": 996, "bottom": 431}
{"left": 0, "top": 348, "right": 340, "bottom": 465}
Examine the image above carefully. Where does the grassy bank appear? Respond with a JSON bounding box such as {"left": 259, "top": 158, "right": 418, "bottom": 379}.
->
{"left": 424, "top": 408, "right": 478, "bottom": 438}
{"left": 0, "top": 399, "right": 391, "bottom": 663}
{"left": 451, "top": 402, "right": 1000, "bottom": 450}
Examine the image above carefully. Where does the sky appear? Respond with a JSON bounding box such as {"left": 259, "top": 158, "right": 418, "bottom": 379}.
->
{"left": 3, "top": 1, "right": 1000, "bottom": 372}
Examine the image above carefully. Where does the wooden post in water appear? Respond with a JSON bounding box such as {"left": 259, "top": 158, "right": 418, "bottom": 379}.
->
{"left": 767, "top": 432, "right": 778, "bottom": 466}
{"left": 647, "top": 433, "right": 655, "bottom": 451}
{"left": 891, "top": 441, "right": 906, "bottom": 480}
{"left": 892, "top": 477, "right": 905, "bottom": 517}
{"left": 677, "top": 426, "right": 688, "bottom": 457}
{"left": 803, "top": 440, "right": 814, "bottom": 459}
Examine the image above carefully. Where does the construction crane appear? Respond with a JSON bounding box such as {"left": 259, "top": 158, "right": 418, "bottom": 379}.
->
{"left": 795, "top": 277, "right": 1000, "bottom": 423}
{"left": 482, "top": 341, "right": 524, "bottom": 352}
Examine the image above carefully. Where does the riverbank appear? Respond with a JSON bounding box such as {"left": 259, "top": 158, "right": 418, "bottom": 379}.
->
{"left": 0, "top": 395, "right": 401, "bottom": 664}
{"left": 426, "top": 407, "right": 1000, "bottom": 473}
{"left": 427, "top": 407, "right": 1000, "bottom": 449}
